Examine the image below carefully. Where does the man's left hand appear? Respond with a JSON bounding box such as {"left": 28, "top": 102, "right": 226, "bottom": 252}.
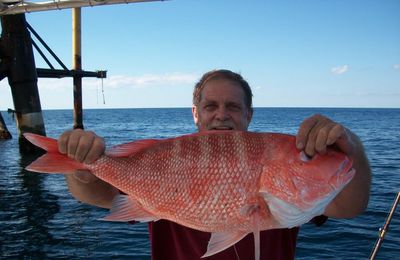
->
{"left": 295, "top": 114, "right": 354, "bottom": 157}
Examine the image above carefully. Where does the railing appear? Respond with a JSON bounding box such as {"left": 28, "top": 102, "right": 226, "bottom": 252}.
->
{"left": 0, "top": 0, "right": 163, "bottom": 15}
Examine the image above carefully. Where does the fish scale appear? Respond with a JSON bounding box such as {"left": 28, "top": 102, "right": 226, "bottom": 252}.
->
{"left": 24, "top": 131, "right": 355, "bottom": 259}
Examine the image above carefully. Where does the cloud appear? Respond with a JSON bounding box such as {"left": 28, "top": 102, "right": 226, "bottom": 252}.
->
{"left": 331, "top": 65, "right": 349, "bottom": 75}
{"left": 38, "top": 78, "right": 71, "bottom": 91}
{"left": 394, "top": 64, "right": 400, "bottom": 70}
{"left": 36, "top": 72, "right": 200, "bottom": 91}
{"left": 101, "top": 72, "right": 199, "bottom": 89}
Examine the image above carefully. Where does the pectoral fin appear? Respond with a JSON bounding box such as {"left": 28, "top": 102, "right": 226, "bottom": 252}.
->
{"left": 261, "top": 192, "right": 328, "bottom": 228}
{"left": 100, "top": 194, "right": 158, "bottom": 222}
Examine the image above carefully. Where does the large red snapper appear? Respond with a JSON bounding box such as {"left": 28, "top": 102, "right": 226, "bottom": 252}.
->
{"left": 24, "top": 131, "right": 355, "bottom": 259}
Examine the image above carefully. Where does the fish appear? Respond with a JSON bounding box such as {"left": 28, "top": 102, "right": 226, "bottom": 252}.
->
{"left": 24, "top": 131, "right": 355, "bottom": 259}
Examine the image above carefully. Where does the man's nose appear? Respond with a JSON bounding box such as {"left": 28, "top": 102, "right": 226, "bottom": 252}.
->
{"left": 215, "top": 107, "right": 230, "bottom": 121}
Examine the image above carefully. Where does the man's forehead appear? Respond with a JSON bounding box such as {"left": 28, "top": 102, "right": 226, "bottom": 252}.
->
{"left": 201, "top": 97, "right": 243, "bottom": 105}
{"left": 200, "top": 80, "right": 245, "bottom": 101}
{"left": 202, "top": 78, "right": 241, "bottom": 88}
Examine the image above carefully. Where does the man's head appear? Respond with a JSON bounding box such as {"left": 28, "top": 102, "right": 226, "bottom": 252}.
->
{"left": 192, "top": 69, "right": 253, "bottom": 132}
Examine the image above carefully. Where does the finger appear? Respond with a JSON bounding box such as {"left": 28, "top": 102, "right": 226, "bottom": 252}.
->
{"left": 73, "top": 170, "right": 99, "bottom": 184}
{"left": 58, "top": 130, "right": 72, "bottom": 154}
{"left": 327, "top": 124, "right": 345, "bottom": 146}
{"left": 314, "top": 126, "right": 330, "bottom": 154}
{"left": 66, "top": 129, "right": 84, "bottom": 160}
{"left": 75, "top": 133, "right": 95, "bottom": 163}
{"left": 304, "top": 133, "right": 317, "bottom": 157}
{"left": 296, "top": 115, "right": 319, "bottom": 149}
{"left": 327, "top": 124, "right": 354, "bottom": 155}
{"left": 84, "top": 136, "right": 105, "bottom": 164}
{"left": 302, "top": 116, "right": 331, "bottom": 156}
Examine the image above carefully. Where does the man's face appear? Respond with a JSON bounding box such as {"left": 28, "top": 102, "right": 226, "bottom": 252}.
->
{"left": 192, "top": 79, "right": 253, "bottom": 132}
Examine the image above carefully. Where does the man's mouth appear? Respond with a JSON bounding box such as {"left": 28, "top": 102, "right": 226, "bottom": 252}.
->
{"left": 210, "top": 126, "right": 234, "bottom": 130}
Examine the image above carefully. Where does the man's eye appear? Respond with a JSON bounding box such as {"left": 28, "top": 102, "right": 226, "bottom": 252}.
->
{"left": 204, "top": 104, "right": 217, "bottom": 110}
{"left": 228, "top": 105, "right": 241, "bottom": 111}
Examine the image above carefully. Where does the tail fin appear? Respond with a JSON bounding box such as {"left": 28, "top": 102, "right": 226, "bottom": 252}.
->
{"left": 24, "top": 133, "right": 59, "bottom": 153}
{"left": 24, "top": 133, "right": 87, "bottom": 174}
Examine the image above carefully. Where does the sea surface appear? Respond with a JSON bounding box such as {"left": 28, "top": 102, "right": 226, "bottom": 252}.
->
{"left": 0, "top": 107, "right": 399, "bottom": 259}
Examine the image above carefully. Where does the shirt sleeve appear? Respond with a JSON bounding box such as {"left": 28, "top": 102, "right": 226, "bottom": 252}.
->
{"left": 310, "top": 215, "right": 328, "bottom": 227}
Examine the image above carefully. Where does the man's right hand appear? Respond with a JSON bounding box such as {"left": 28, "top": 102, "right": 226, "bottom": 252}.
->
{"left": 58, "top": 129, "right": 105, "bottom": 184}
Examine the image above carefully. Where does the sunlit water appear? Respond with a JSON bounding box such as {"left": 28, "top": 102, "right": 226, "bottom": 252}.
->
{"left": 1, "top": 108, "right": 399, "bottom": 259}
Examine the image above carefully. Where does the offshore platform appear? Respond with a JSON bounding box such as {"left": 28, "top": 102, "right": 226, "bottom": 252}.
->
{"left": 0, "top": 0, "right": 162, "bottom": 149}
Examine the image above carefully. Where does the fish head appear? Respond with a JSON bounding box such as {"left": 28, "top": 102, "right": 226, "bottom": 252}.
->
{"left": 297, "top": 148, "right": 355, "bottom": 189}
{"left": 259, "top": 146, "right": 355, "bottom": 210}
{"left": 258, "top": 145, "right": 356, "bottom": 228}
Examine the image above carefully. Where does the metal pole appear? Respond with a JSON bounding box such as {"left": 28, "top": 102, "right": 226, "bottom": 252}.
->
{"left": 0, "top": 14, "right": 46, "bottom": 145}
{"left": 72, "top": 7, "right": 83, "bottom": 129}
{"left": 370, "top": 191, "right": 400, "bottom": 260}
{"left": 0, "top": 112, "right": 12, "bottom": 139}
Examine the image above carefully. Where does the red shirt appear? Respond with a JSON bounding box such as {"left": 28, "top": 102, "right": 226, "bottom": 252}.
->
{"left": 148, "top": 220, "right": 299, "bottom": 260}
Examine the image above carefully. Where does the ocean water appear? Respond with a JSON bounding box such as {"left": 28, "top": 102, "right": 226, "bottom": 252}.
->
{"left": 0, "top": 107, "right": 399, "bottom": 259}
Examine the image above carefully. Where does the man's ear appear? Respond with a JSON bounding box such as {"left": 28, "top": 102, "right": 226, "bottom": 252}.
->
{"left": 247, "top": 108, "right": 253, "bottom": 126}
{"left": 192, "top": 105, "right": 199, "bottom": 126}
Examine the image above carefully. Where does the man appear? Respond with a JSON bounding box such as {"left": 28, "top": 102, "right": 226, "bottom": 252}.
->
{"left": 59, "top": 69, "right": 371, "bottom": 259}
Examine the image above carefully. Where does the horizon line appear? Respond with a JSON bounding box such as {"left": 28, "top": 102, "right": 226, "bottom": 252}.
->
{"left": 2, "top": 106, "right": 400, "bottom": 112}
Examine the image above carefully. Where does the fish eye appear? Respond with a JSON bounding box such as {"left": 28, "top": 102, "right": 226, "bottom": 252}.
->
{"left": 299, "top": 151, "right": 312, "bottom": 162}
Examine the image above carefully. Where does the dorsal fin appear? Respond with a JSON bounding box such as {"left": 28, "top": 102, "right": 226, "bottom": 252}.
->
{"left": 105, "top": 139, "right": 159, "bottom": 157}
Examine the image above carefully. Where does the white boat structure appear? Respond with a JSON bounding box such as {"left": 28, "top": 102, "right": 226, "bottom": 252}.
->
{"left": 0, "top": 0, "right": 163, "bottom": 15}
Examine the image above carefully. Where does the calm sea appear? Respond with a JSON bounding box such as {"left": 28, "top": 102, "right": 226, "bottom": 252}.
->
{"left": 0, "top": 108, "right": 399, "bottom": 259}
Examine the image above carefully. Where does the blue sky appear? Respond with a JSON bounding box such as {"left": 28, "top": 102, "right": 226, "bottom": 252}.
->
{"left": 0, "top": 0, "right": 399, "bottom": 109}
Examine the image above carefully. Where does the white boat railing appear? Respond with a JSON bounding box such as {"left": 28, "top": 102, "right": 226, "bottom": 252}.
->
{"left": 0, "top": 0, "right": 164, "bottom": 15}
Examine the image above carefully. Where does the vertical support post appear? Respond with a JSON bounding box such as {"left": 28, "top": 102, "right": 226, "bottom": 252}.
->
{"left": 0, "top": 14, "right": 46, "bottom": 144}
{"left": 72, "top": 8, "right": 83, "bottom": 129}
{"left": 0, "top": 112, "right": 12, "bottom": 139}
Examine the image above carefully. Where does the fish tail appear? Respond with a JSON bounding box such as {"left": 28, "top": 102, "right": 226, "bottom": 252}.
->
{"left": 24, "top": 133, "right": 87, "bottom": 174}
